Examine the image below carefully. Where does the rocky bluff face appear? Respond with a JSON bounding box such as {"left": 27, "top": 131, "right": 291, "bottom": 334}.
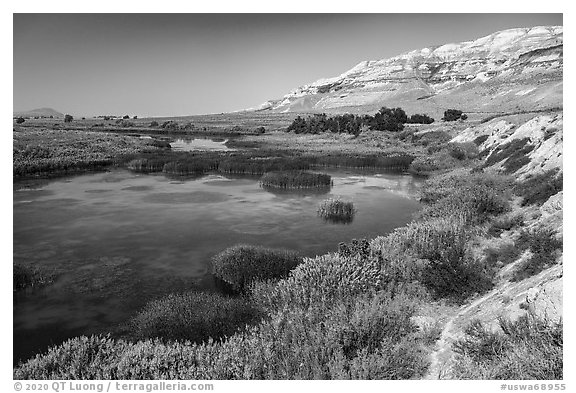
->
{"left": 256, "top": 26, "right": 563, "bottom": 117}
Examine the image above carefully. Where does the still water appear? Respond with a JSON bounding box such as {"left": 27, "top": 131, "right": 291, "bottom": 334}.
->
{"left": 13, "top": 168, "right": 423, "bottom": 364}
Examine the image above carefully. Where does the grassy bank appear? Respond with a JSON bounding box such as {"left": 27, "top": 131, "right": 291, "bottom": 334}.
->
{"left": 13, "top": 128, "right": 154, "bottom": 178}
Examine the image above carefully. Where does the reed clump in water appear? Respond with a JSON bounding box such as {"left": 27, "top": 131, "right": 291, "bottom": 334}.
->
{"left": 260, "top": 171, "right": 332, "bottom": 189}
{"left": 317, "top": 197, "right": 355, "bottom": 224}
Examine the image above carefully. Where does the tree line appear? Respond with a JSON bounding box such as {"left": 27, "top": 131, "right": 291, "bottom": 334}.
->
{"left": 287, "top": 107, "right": 464, "bottom": 135}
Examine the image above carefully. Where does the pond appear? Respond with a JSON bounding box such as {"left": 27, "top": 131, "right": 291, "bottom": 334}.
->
{"left": 13, "top": 168, "right": 423, "bottom": 365}
{"left": 168, "top": 136, "right": 231, "bottom": 152}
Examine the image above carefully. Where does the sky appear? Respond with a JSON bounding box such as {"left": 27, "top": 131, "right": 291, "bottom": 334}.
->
{"left": 13, "top": 13, "right": 562, "bottom": 117}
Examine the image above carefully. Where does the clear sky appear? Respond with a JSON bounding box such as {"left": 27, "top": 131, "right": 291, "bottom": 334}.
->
{"left": 13, "top": 13, "right": 562, "bottom": 117}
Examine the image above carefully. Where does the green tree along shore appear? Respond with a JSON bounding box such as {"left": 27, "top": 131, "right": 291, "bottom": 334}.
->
{"left": 13, "top": 112, "right": 562, "bottom": 380}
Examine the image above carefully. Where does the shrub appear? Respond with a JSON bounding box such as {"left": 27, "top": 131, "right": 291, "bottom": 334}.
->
{"left": 115, "top": 119, "right": 135, "bottom": 127}
{"left": 514, "top": 169, "right": 562, "bottom": 206}
{"left": 338, "top": 238, "right": 371, "bottom": 259}
{"left": 407, "top": 114, "right": 434, "bottom": 124}
{"left": 452, "top": 315, "right": 562, "bottom": 379}
{"left": 123, "top": 115, "right": 130, "bottom": 119}
{"left": 260, "top": 171, "right": 332, "bottom": 189}
{"left": 128, "top": 291, "right": 261, "bottom": 343}
{"left": 149, "top": 121, "right": 159, "bottom": 127}
{"left": 386, "top": 217, "right": 494, "bottom": 300}
{"left": 483, "top": 138, "right": 535, "bottom": 174}
{"left": 408, "top": 153, "right": 457, "bottom": 176}
{"left": 487, "top": 214, "right": 525, "bottom": 237}
{"left": 447, "top": 142, "right": 479, "bottom": 161}
{"left": 161, "top": 121, "right": 180, "bottom": 131}
{"left": 15, "top": 289, "right": 430, "bottom": 380}
{"left": 442, "top": 109, "right": 465, "bottom": 121}
{"left": 417, "top": 184, "right": 510, "bottom": 225}
{"left": 16, "top": 117, "right": 25, "bottom": 124}
{"left": 371, "top": 107, "right": 407, "bottom": 131}
{"left": 64, "top": 114, "right": 73, "bottom": 123}
{"left": 419, "top": 170, "right": 513, "bottom": 204}
{"left": 318, "top": 197, "right": 355, "bottom": 223}
{"left": 511, "top": 229, "right": 562, "bottom": 281}
{"left": 212, "top": 244, "right": 302, "bottom": 292}
{"left": 483, "top": 242, "right": 523, "bottom": 268}
{"left": 250, "top": 253, "right": 386, "bottom": 312}
{"left": 473, "top": 134, "right": 489, "bottom": 146}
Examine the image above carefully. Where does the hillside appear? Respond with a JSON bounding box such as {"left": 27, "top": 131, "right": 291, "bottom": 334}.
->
{"left": 14, "top": 107, "right": 63, "bottom": 118}
{"left": 255, "top": 26, "right": 562, "bottom": 119}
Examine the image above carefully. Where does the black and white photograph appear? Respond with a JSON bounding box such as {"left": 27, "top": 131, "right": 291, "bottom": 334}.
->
{"left": 9, "top": 7, "right": 567, "bottom": 388}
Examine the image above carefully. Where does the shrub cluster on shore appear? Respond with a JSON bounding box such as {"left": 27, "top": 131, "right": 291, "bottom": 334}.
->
{"left": 212, "top": 245, "right": 302, "bottom": 292}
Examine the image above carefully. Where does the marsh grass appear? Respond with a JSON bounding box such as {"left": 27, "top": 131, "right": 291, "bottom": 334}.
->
{"left": 218, "top": 155, "right": 310, "bottom": 175}
{"left": 13, "top": 129, "right": 151, "bottom": 178}
{"left": 212, "top": 245, "right": 302, "bottom": 292}
{"left": 260, "top": 171, "right": 332, "bottom": 189}
{"left": 318, "top": 197, "right": 355, "bottom": 223}
{"left": 452, "top": 315, "right": 562, "bottom": 379}
{"left": 311, "top": 154, "right": 414, "bottom": 170}
{"left": 13, "top": 264, "right": 54, "bottom": 291}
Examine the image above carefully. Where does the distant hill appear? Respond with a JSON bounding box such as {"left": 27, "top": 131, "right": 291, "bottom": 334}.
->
{"left": 14, "top": 108, "right": 64, "bottom": 118}
{"left": 254, "top": 26, "right": 562, "bottom": 118}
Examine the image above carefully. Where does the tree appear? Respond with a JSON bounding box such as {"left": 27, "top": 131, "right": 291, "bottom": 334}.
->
{"left": 15, "top": 117, "right": 25, "bottom": 124}
{"left": 408, "top": 114, "right": 435, "bottom": 124}
{"left": 123, "top": 115, "right": 130, "bottom": 119}
{"left": 64, "top": 114, "right": 73, "bottom": 123}
{"left": 442, "top": 109, "right": 465, "bottom": 122}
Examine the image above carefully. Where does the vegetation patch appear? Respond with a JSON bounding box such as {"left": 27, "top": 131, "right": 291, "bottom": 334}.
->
{"left": 13, "top": 264, "right": 54, "bottom": 291}
{"left": 14, "top": 287, "right": 430, "bottom": 380}
{"left": 473, "top": 134, "right": 490, "bottom": 146}
{"left": 317, "top": 197, "right": 355, "bottom": 223}
{"left": 260, "top": 171, "right": 332, "bottom": 189}
{"left": 487, "top": 214, "right": 525, "bottom": 237}
{"left": 408, "top": 153, "right": 458, "bottom": 176}
{"left": 128, "top": 291, "right": 261, "bottom": 343}
{"left": 514, "top": 169, "right": 562, "bottom": 206}
{"left": 218, "top": 155, "right": 309, "bottom": 175}
{"left": 212, "top": 244, "right": 302, "bottom": 292}
{"left": 286, "top": 107, "right": 434, "bottom": 135}
{"left": 13, "top": 129, "right": 151, "bottom": 178}
{"left": 442, "top": 109, "right": 467, "bottom": 121}
{"left": 312, "top": 153, "right": 414, "bottom": 170}
{"left": 483, "top": 138, "right": 535, "bottom": 174}
{"left": 452, "top": 315, "right": 562, "bottom": 379}
{"left": 511, "top": 229, "right": 562, "bottom": 282}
